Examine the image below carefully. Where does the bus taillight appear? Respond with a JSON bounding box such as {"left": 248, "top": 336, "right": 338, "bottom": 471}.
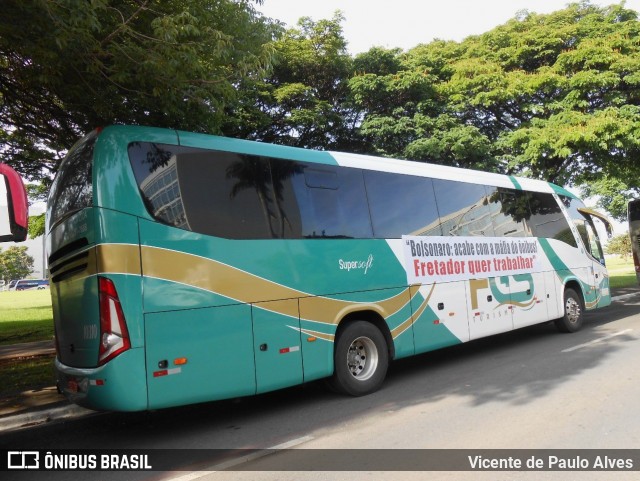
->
{"left": 98, "top": 277, "right": 131, "bottom": 365}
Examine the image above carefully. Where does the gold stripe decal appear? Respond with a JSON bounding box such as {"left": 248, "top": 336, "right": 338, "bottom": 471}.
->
{"left": 390, "top": 284, "right": 435, "bottom": 339}
{"left": 139, "top": 245, "right": 415, "bottom": 327}
{"left": 141, "top": 245, "right": 303, "bottom": 317}
{"left": 49, "top": 244, "right": 141, "bottom": 282}
{"left": 96, "top": 244, "right": 141, "bottom": 276}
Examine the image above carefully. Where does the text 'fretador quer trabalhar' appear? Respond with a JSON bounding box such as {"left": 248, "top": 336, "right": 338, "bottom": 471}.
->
{"left": 402, "top": 235, "right": 541, "bottom": 284}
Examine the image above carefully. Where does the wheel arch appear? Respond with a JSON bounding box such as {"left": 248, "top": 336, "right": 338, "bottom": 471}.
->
{"left": 335, "top": 310, "right": 396, "bottom": 361}
{"left": 563, "top": 279, "right": 585, "bottom": 307}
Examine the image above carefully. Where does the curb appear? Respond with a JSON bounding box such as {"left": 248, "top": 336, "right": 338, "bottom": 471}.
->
{"left": 0, "top": 291, "right": 637, "bottom": 433}
{"left": 0, "top": 404, "right": 95, "bottom": 432}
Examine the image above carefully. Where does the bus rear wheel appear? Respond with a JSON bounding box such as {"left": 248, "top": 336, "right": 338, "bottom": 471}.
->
{"left": 554, "top": 288, "right": 584, "bottom": 333}
{"left": 329, "top": 321, "right": 389, "bottom": 396}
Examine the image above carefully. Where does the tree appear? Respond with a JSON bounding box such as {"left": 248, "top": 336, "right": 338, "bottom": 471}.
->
{"left": 580, "top": 175, "right": 639, "bottom": 222}
{"left": 605, "top": 232, "right": 632, "bottom": 258}
{"left": 0, "top": 246, "right": 34, "bottom": 282}
{"left": 26, "top": 183, "right": 47, "bottom": 239}
{"left": 349, "top": 45, "right": 499, "bottom": 170}
{"left": 225, "top": 12, "right": 359, "bottom": 151}
{"left": 346, "top": 2, "right": 640, "bottom": 215}
{"left": 1, "top": 0, "right": 279, "bottom": 183}
{"left": 441, "top": 3, "right": 640, "bottom": 188}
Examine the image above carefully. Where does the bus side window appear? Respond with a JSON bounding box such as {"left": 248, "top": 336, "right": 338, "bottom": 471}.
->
{"left": 527, "top": 192, "right": 577, "bottom": 247}
{"left": 486, "top": 187, "right": 533, "bottom": 237}
{"left": 364, "top": 171, "right": 440, "bottom": 238}
{"left": 431, "top": 179, "right": 495, "bottom": 237}
{"left": 177, "top": 152, "right": 294, "bottom": 239}
{"left": 291, "top": 163, "right": 372, "bottom": 239}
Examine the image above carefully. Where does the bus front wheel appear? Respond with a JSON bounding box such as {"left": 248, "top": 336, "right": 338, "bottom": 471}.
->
{"left": 329, "top": 321, "right": 389, "bottom": 396}
{"left": 554, "top": 288, "right": 584, "bottom": 333}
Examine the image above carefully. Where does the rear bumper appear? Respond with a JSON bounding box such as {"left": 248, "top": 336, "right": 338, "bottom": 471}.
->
{"left": 55, "top": 347, "right": 148, "bottom": 412}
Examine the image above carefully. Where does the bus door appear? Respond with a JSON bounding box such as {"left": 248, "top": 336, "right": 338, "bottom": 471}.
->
{"left": 577, "top": 208, "right": 612, "bottom": 307}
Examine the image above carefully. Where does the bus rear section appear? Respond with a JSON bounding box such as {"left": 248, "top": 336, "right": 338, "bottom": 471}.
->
{"left": 47, "top": 129, "right": 148, "bottom": 411}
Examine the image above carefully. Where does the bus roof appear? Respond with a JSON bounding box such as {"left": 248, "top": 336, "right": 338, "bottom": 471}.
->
{"left": 329, "top": 150, "right": 574, "bottom": 197}
{"left": 98, "top": 125, "right": 577, "bottom": 199}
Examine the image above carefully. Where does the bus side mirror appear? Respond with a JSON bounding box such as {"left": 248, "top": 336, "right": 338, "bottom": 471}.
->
{"left": 577, "top": 207, "right": 613, "bottom": 238}
{"left": 0, "top": 163, "right": 28, "bottom": 242}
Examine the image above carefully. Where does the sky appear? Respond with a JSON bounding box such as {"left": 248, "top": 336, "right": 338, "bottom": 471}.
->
{"left": 257, "top": 0, "right": 640, "bottom": 53}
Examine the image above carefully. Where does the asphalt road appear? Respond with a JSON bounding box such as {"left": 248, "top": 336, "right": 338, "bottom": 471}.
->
{"left": 2, "top": 296, "right": 639, "bottom": 480}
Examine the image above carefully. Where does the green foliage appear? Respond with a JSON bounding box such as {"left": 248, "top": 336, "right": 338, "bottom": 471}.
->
{"left": 226, "top": 12, "right": 358, "bottom": 151}
{"left": 28, "top": 213, "right": 45, "bottom": 240}
{"left": 580, "top": 175, "right": 639, "bottom": 221}
{"left": 444, "top": 3, "right": 640, "bottom": 187}
{"left": 1, "top": 0, "right": 279, "bottom": 183}
{"left": 605, "top": 232, "right": 632, "bottom": 258}
{"left": 26, "top": 183, "right": 48, "bottom": 238}
{"left": 0, "top": 246, "right": 34, "bottom": 282}
{"left": 344, "top": 1, "right": 640, "bottom": 210}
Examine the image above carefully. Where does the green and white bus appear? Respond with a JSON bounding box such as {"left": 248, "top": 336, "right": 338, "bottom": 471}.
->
{"left": 47, "top": 125, "right": 612, "bottom": 412}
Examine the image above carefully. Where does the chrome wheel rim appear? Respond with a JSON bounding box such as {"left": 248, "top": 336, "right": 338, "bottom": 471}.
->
{"left": 565, "top": 297, "right": 581, "bottom": 324}
{"left": 347, "top": 336, "right": 378, "bottom": 381}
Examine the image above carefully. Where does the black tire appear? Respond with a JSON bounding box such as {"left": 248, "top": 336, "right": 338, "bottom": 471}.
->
{"left": 554, "top": 288, "right": 584, "bottom": 333}
{"left": 328, "top": 321, "right": 389, "bottom": 396}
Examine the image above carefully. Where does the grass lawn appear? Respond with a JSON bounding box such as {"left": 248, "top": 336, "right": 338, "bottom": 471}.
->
{"left": 605, "top": 256, "right": 637, "bottom": 289}
{"left": 0, "top": 289, "right": 54, "bottom": 345}
{"left": 0, "top": 290, "right": 56, "bottom": 402}
{"left": 0, "top": 357, "right": 56, "bottom": 397}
